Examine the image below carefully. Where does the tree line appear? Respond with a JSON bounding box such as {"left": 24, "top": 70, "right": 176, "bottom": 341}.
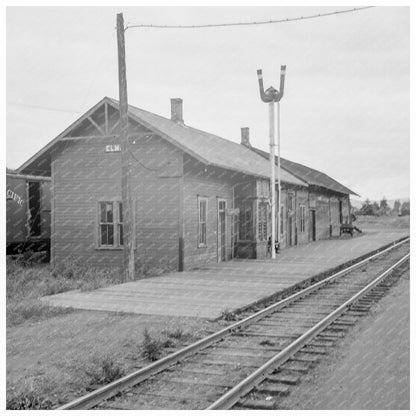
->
{"left": 356, "top": 198, "right": 410, "bottom": 216}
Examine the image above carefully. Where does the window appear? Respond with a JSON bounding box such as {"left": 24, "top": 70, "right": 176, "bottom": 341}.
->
{"left": 239, "top": 201, "right": 253, "bottom": 241}
{"left": 300, "top": 205, "right": 306, "bottom": 233}
{"left": 288, "top": 193, "right": 294, "bottom": 211}
{"left": 98, "top": 201, "right": 125, "bottom": 248}
{"left": 280, "top": 205, "right": 284, "bottom": 235}
{"left": 198, "top": 197, "right": 208, "bottom": 247}
{"left": 99, "top": 202, "right": 114, "bottom": 246}
{"left": 258, "top": 202, "right": 268, "bottom": 241}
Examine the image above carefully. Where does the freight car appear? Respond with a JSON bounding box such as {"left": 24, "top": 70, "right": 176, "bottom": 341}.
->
{"left": 6, "top": 172, "right": 51, "bottom": 257}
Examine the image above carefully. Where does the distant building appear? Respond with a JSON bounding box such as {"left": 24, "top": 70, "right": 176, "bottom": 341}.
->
{"left": 17, "top": 97, "right": 357, "bottom": 270}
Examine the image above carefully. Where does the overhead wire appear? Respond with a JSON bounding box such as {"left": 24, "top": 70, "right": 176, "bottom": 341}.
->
{"left": 8, "top": 102, "right": 81, "bottom": 114}
{"left": 126, "top": 6, "right": 375, "bottom": 30}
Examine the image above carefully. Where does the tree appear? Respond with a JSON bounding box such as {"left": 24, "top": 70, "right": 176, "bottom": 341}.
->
{"left": 379, "top": 197, "right": 389, "bottom": 216}
{"left": 401, "top": 201, "right": 410, "bottom": 216}
{"left": 392, "top": 200, "right": 401, "bottom": 215}
{"left": 372, "top": 201, "right": 380, "bottom": 216}
{"left": 360, "top": 199, "right": 376, "bottom": 216}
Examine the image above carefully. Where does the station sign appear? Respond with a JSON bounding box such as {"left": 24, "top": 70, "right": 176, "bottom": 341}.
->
{"left": 105, "top": 144, "right": 121, "bottom": 153}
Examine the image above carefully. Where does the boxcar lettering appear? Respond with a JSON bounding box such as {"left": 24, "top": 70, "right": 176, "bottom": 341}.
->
{"left": 6, "top": 189, "right": 24, "bottom": 206}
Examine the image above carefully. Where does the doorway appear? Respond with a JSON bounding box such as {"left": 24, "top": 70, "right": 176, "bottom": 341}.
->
{"left": 217, "top": 199, "right": 227, "bottom": 262}
{"left": 310, "top": 209, "right": 316, "bottom": 241}
{"left": 287, "top": 193, "right": 295, "bottom": 246}
{"left": 28, "top": 181, "right": 41, "bottom": 237}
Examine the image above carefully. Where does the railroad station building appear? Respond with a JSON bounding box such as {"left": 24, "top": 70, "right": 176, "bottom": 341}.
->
{"left": 17, "top": 97, "right": 357, "bottom": 271}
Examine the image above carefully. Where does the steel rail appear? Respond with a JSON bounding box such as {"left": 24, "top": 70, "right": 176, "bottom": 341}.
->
{"left": 207, "top": 252, "right": 410, "bottom": 409}
{"left": 58, "top": 236, "right": 409, "bottom": 410}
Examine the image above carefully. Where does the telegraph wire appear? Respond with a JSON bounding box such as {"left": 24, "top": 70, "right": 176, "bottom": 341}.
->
{"left": 126, "top": 6, "right": 374, "bottom": 30}
{"left": 8, "top": 101, "right": 82, "bottom": 114}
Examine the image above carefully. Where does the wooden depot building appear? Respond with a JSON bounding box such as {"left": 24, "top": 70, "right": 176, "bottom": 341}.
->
{"left": 17, "top": 97, "right": 357, "bottom": 271}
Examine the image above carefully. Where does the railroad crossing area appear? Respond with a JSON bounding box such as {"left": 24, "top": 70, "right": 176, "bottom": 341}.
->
{"left": 42, "top": 230, "right": 408, "bottom": 319}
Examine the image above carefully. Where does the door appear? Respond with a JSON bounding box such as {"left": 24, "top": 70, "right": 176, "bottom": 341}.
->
{"left": 28, "top": 181, "right": 42, "bottom": 237}
{"left": 217, "top": 199, "right": 227, "bottom": 262}
{"left": 310, "top": 209, "right": 316, "bottom": 241}
{"left": 287, "top": 193, "right": 295, "bottom": 246}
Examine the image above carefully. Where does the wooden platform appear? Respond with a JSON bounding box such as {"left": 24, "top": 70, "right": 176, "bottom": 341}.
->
{"left": 42, "top": 230, "right": 409, "bottom": 319}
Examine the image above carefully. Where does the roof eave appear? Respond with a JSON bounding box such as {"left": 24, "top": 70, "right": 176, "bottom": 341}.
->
{"left": 16, "top": 97, "right": 110, "bottom": 174}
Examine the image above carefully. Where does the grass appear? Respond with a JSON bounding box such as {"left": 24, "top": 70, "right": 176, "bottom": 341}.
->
{"left": 355, "top": 214, "right": 410, "bottom": 230}
{"left": 6, "top": 389, "right": 54, "bottom": 410}
{"left": 6, "top": 253, "right": 174, "bottom": 327}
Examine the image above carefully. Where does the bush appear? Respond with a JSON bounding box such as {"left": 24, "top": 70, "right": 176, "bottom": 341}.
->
{"left": 141, "top": 329, "right": 162, "bottom": 361}
{"left": 86, "top": 356, "right": 125, "bottom": 385}
{"left": 162, "top": 338, "right": 177, "bottom": 349}
{"left": 13, "top": 250, "right": 48, "bottom": 268}
{"left": 52, "top": 257, "right": 87, "bottom": 280}
{"left": 167, "top": 327, "right": 185, "bottom": 340}
{"left": 6, "top": 390, "right": 54, "bottom": 410}
{"left": 220, "top": 308, "right": 237, "bottom": 321}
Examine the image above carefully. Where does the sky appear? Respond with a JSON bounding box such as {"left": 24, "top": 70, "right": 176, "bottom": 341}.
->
{"left": 5, "top": 5, "right": 410, "bottom": 202}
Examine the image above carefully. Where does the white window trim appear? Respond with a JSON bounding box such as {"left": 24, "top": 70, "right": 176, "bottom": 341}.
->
{"left": 197, "top": 196, "right": 208, "bottom": 248}
{"left": 97, "top": 200, "right": 134, "bottom": 250}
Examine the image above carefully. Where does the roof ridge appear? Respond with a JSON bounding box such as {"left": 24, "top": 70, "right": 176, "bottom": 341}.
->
{"left": 109, "top": 96, "right": 254, "bottom": 153}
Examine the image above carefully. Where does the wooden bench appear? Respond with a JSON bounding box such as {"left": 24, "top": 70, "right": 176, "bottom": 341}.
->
{"left": 340, "top": 223, "right": 354, "bottom": 237}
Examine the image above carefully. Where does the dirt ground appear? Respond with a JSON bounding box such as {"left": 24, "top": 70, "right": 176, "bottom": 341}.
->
{"left": 276, "top": 266, "right": 410, "bottom": 410}
{"left": 6, "top": 310, "right": 225, "bottom": 407}
{"left": 6, "top": 214, "right": 409, "bottom": 408}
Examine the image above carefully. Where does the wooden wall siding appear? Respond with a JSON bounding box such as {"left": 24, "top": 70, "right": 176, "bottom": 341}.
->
{"left": 341, "top": 195, "right": 351, "bottom": 223}
{"left": 52, "top": 128, "right": 182, "bottom": 270}
{"left": 314, "top": 194, "right": 331, "bottom": 241}
{"left": 330, "top": 197, "right": 342, "bottom": 236}
{"left": 182, "top": 157, "right": 237, "bottom": 269}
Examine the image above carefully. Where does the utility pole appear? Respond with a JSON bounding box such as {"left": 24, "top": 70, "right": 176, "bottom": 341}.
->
{"left": 117, "top": 13, "right": 135, "bottom": 280}
{"left": 257, "top": 66, "right": 286, "bottom": 259}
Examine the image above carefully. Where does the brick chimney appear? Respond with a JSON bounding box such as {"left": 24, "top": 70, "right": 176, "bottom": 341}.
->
{"left": 241, "top": 127, "right": 251, "bottom": 148}
{"left": 170, "top": 98, "right": 184, "bottom": 124}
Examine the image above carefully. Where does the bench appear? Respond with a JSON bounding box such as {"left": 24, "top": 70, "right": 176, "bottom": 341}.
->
{"left": 340, "top": 223, "right": 354, "bottom": 237}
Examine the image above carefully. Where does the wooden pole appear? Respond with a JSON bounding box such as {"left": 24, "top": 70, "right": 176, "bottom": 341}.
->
{"left": 117, "top": 13, "right": 135, "bottom": 281}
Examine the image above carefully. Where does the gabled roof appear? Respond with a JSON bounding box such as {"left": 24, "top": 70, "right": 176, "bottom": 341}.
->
{"left": 251, "top": 147, "right": 358, "bottom": 196}
{"left": 18, "top": 97, "right": 306, "bottom": 187}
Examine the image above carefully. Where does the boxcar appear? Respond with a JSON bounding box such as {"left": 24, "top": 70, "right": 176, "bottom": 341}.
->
{"left": 6, "top": 172, "right": 51, "bottom": 257}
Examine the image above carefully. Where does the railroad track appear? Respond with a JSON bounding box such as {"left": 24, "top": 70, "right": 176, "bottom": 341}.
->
{"left": 59, "top": 238, "right": 410, "bottom": 410}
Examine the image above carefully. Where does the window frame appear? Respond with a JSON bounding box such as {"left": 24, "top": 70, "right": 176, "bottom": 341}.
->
{"left": 97, "top": 200, "right": 129, "bottom": 250}
{"left": 118, "top": 201, "right": 123, "bottom": 246}
{"left": 238, "top": 200, "right": 253, "bottom": 241}
{"left": 300, "top": 204, "right": 306, "bottom": 233}
{"left": 257, "top": 201, "right": 268, "bottom": 241}
{"left": 197, "top": 196, "right": 208, "bottom": 248}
